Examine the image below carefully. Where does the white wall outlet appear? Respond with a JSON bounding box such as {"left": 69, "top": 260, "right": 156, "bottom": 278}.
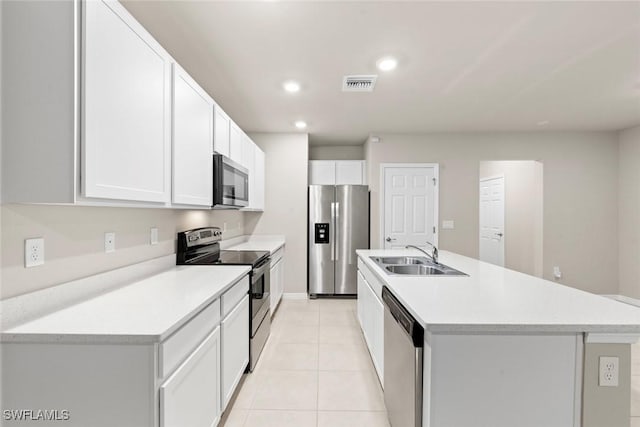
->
{"left": 104, "top": 232, "right": 116, "bottom": 253}
{"left": 599, "top": 356, "right": 619, "bottom": 387}
{"left": 442, "top": 220, "right": 455, "bottom": 230}
{"left": 553, "top": 266, "right": 562, "bottom": 279}
{"left": 223, "top": 222, "right": 227, "bottom": 232}
{"left": 150, "top": 227, "right": 159, "bottom": 245}
{"left": 25, "top": 238, "right": 45, "bottom": 267}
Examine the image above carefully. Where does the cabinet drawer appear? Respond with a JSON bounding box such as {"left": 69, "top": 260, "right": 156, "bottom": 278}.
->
{"left": 222, "top": 275, "right": 249, "bottom": 318}
{"left": 271, "top": 246, "right": 284, "bottom": 265}
{"left": 160, "top": 326, "right": 221, "bottom": 427}
{"left": 160, "top": 299, "right": 220, "bottom": 378}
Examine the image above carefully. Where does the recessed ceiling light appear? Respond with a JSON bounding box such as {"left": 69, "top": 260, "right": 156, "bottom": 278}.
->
{"left": 294, "top": 120, "right": 307, "bottom": 129}
{"left": 283, "top": 81, "right": 301, "bottom": 93}
{"left": 376, "top": 56, "right": 398, "bottom": 72}
{"left": 537, "top": 120, "right": 550, "bottom": 126}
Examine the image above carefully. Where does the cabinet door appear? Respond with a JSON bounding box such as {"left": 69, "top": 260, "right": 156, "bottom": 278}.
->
{"left": 172, "top": 64, "right": 213, "bottom": 206}
{"left": 213, "top": 105, "right": 230, "bottom": 157}
{"left": 254, "top": 147, "right": 266, "bottom": 211}
{"left": 270, "top": 259, "right": 281, "bottom": 315}
{"left": 336, "top": 161, "right": 365, "bottom": 185}
{"left": 83, "top": 0, "right": 171, "bottom": 203}
{"left": 309, "top": 161, "right": 336, "bottom": 185}
{"left": 371, "top": 292, "right": 384, "bottom": 385}
{"left": 242, "top": 136, "right": 256, "bottom": 208}
{"left": 356, "top": 272, "right": 366, "bottom": 329}
{"left": 278, "top": 257, "right": 285, "bottom": 304}
{"left": 221, "top": 295, "right": 249, "bottom": 410}
{"left": 161, "top": 326, "right": 221, "bottom": 427}
{"left": 229, "top": 121, "right": 243, "bottom": 164}
{"left": 271, "top": 257, "right": 285, "bottom": 314}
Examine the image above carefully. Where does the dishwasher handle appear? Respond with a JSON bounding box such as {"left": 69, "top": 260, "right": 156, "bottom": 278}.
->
{"left": 382, "top": 286, "right": 424, "bottom": 348}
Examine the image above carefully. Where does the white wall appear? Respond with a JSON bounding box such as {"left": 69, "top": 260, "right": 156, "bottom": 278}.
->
{"left": 618, "top": 125, "right": 640, "bottom": 299}
{"left": 309, "top": 145, "right": 364, "bottom": 160}
{"left": 479, "top": 161, "right": 543, "bottom": 277}
{"left": 0, "top": 205, "right": 244, "bottom": 299}
{"left": 245, "top": 133, "right": 308, "bottom": 295}
{"left": 365, "top": 132, "right": 619, "bottom": 295}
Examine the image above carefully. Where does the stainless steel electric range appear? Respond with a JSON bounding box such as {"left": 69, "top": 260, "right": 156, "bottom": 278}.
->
{"left": 176, "top": 227, "right": 271, "bottom": 372}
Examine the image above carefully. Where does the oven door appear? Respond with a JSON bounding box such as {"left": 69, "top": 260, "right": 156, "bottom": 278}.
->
{"left": 213, "top": 154, "right": 249, "bottom": 208}
{"left": 250, "top": 258, "right": 271, "bottom": 335}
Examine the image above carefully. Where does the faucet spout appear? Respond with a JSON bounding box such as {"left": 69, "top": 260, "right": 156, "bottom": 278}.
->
{"left": 405, "top": 242, "right": 439, "bottom": 264}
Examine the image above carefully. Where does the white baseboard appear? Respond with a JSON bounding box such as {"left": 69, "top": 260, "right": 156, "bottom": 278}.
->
{"left": 600, "top": 294, "right": 640, "bottom": 308}
{"left": 282, "top": 293, "right": 308, "bottom": 300}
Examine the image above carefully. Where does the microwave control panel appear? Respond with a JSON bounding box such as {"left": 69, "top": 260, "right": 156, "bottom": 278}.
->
{"left": 314, "top": 223, "right": 330, "bottom": 244}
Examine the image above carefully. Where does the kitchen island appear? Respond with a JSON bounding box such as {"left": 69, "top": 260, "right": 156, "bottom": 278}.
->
{"left": 356, "top": 249, "right": 640, "bottom": 427}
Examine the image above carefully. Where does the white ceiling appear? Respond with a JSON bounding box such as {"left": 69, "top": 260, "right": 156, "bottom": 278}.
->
{"left": 122, "top": 1, "right": 640, "bottom": 145}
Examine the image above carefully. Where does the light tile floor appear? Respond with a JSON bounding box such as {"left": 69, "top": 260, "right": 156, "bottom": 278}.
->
{"left": 221, "top": 299, "right": 640, "bottom": 427}
{"left": 220, "top": 298, "right": 389, "bottom": 427}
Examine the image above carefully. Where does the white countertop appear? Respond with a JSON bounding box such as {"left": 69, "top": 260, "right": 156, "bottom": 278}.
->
{"left": 224, "top": 235, "right": 285, "bottom": 255}
{"left": 1, "top": 265, "right": 250, "bottom": 344}
{"left": 357, "top": 249, "right": 640, "bottom": 334}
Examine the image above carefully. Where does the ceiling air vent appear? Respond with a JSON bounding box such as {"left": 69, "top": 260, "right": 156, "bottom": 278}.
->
{"left": 342, "top": 75, "right": 377, "bottom": 92}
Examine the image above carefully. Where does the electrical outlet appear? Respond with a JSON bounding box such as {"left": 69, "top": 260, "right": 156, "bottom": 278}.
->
{"left": 150, "top": 227, "right": 158, "bottom": 245}
{"left": 553, "top": 266, "right": 562, "bottom": 279}
{"left": 599, "top": 356, "right": 619, "bottom": 387}
{"left": 25, "top": 238, "right": 45, "bottom": 267}
{"left": 104, "top": 232, "right": 116, "bottom": 253}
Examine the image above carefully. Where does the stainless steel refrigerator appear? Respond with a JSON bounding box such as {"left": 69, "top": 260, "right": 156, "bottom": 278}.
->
{"left": 308, "top": 185, "right": 370, "bottom": 297}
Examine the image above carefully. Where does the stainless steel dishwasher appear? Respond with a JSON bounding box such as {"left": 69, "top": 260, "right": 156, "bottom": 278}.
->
{"left": 382, "top": 286, "right": 424, "bottom": 427}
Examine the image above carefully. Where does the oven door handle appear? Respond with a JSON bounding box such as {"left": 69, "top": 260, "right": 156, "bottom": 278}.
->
{"left": 252, "top": 258, "right": 271, "bottom": 279}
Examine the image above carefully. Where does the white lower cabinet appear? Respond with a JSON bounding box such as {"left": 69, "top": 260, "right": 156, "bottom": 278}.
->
{"left": 270, "top": 248, "right": 285, "bottom": 315}
{"left": 357, "top": 269, "right": 384, "bottom": 385}
{"left": 3, "top": 275, "right": 252, "bottom": 427}
{"left": 161, "top": 327, "right": 221, "bottom": 427}
{"left": 221, "top": 295, "right": 250, "bottom": 410}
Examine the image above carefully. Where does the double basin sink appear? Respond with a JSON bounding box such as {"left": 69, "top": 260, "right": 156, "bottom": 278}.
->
{"left": 370, "top": 256, "right": 468, "bottom": 276}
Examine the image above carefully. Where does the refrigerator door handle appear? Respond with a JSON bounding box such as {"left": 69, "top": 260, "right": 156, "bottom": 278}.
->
{"left": 335, "top": 202, "right": 340, "bottom": 261}
{"left": 330, "top": 202, "right": 336, "bottom": 261}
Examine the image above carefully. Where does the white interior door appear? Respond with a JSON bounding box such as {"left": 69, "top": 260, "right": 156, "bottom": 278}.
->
{"left": 382, "top": 165, "right": 437, "bottom": 249}
{"left": 479, "top": 176, "right": 505, "bottom": 266}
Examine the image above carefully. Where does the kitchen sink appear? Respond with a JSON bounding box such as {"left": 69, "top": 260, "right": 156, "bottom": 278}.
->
{"left": 369, "top": 256, "right": 427, "bottom": 265}
{"left": 370, "top": 256, "right": 468, "bottom": 277}
{"left": 386, "top": 265, "right": 446, "bottom": 275}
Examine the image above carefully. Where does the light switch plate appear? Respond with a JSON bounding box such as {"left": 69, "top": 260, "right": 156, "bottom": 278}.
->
{"left": 25, "top": 238, "right": 45, "bottom": 267}
{"left": 104, "top": 232, "right": 116, "bottom": 253}
{"left": 150, "top": 227, "right": 158, "bottom": 245}
{"left": 442, "top": 220, "right": 455, "bottom": 230}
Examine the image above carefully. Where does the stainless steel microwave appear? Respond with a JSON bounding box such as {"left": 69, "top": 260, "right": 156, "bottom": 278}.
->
{"left": 213, "top": 154, "right": 249, "bottom": 209}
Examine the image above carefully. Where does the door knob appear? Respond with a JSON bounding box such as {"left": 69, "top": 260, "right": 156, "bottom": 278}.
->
{"left": 496, "top": 233, "right": 503, "bottom": 237}
{"left": 386, "top": 237, "right": 397, "bottom": 242}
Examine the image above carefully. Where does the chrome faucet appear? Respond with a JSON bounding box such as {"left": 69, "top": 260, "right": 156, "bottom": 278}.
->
{"left": 405, "top": 242, "right": 439, "bottom": 264}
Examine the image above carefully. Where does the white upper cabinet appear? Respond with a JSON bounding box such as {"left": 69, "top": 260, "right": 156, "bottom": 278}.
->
{"left": 83, "top": 0, "right": 171, "bottom": 203}
{"left": 309, "top": 161, "right": 336, "bottom": 185}
{"left": 240, "top": 135, "right": 265, "bottom": 212}
{"left": 309, "top": 160, "right": 366, "bottom": 185}
{"left": 171, "top": 64, "right": 214, "bottom": 207}
{"left": 336, "top": 161, "right": 366, "bottom": 185}
{"left": 229, "top": 121, "right": 243, "bottom": 164}
{"left": 213, "top": 105, "right": 231, "bottom": 158}
{"left": 253, "top": 147, "right": 266, "bottom": 211}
